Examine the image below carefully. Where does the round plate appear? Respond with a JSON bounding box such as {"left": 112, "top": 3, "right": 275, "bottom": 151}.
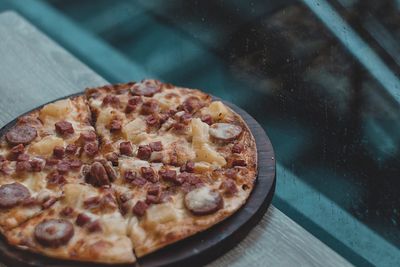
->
{"left": 0, "top": 94, "right": 276, "bottom": 267}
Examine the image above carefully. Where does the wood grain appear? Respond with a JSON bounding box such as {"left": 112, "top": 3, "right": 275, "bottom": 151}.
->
{"left": 0, "top": 10, "right": 352, "bottom": 267}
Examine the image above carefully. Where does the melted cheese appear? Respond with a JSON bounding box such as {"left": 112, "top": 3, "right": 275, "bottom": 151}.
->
{"left": 144, "top": 203, "right": 181, "bottom": 226}
{"left": 195, "top": 143, "right": 226, "bottom": 167}
{"left": 122, "top": 118, "right": 147, "bottom": 143}
{"left": 29, "top": 136, "right": 64, "bottom": 156}
{"left": 208, "top": 101, "right": 230, "bottom": 121}
{"left": 39, "top": 99, "right": 72, "bottom": 122}
{"left": 185, "top": 187, "right": 215, "bottom": 210}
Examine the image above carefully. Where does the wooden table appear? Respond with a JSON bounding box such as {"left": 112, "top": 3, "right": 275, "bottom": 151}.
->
{"left": 0, "top": 11, "right": 352, "bottom": 267}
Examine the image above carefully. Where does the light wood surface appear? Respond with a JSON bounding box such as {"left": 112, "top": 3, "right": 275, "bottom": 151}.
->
{"left": 0, "top": 11, "right": 352, "bottom": 267}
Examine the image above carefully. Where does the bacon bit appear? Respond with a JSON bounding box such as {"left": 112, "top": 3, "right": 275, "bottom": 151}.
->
{"left": 201, "top": 114, "right": 212, "bottom": 125}
{"left": 180, "top": 113, "right": 192, "bottom": 124}
{"left": 147, "top": 185, "right": 161, "bottom": 196}
{"left": 83, "top": 142, "right": 98, "bottom": 157}
{"left": 132, "top": 201, "right": 148, "bottom": 217}
{"left": 220, "top": 179, "right": 238, "bottom": 196}
{"left": 53, "top": 146, "right": 64, "bottom": 159}
{"left": 145, "top": 194, "right": 160, "bottom": 204}
{"left": 21, "top": 197, "right": 37, "bottom": 206}
{"left": 181, "top": 96, "right": 202, "bottom": 113}
{"left": 42, "top": 196, "right": 57, "bottom": 209}
{"left": 76, "top": 213, "right": 91, "bottom": 226}
{"left": 65, "top": 144, "right": 78, "bottom": 155}
{"left": 146, "top": 114, "right": 159, "bottom": 126}
{"left": 131, "top": 176, "right": 147, "bottom": 187}
{"left": 231, "top": 159, "right": 247, "bottom": 167}
{"left": 105, "top": 152, "right": 119, "bottom": 166}
{"left": 119, "top": 192, "right": 132, "bottom": 203}
{"left": 149, "top": 141, "right": 163, "bottom": 152}
{"left": 69, "top": 159, "right": 82, "bottom": 170}
{"left": 56, "top": 161, "right": 70, "bottom": 174}
{"left": 109, "top": 119, "right": 122, "bottom": 132}
{"left": 124, "top": 170, "right": 137, "bottom": 182}
{"left": 30, "top": 158, "right": 44, "bottom": 172}
{"left": 45, "top": 158, "right": 59, "bottom": 167}
{"left": 172, "top": 122, "right": 186, "bottom": 131}
{"left": 0, "top": 155, "right": 5, "bottom": 162}
{"left": 87, "top": 220, "right": 102, "bottom": 233}
{"left": 55, "top": 120, "right": 74, "bottom": 135}
{"left": 180, "top": 161, "right": 194, "bottom": 173}
{"left": 16, "top": 161, "right": 31, "bottom": 172}
{"left": 137, "top": 145, "right": 151, "bottom": 160}
{"left": 47, "top": 172, "right": 66, "bottom": 186}
{"left": 60, "top": 207, "right": 74, "bottom": 217}
{"left": 83, "top": 196, "right": 101, "bottom": 209}
{"left": 10, "top": 144, "right": 24, "bottom": 159}
{"left": 141, "top": 167, "right": 158, "bottom": 183}
{"left": 100, "top": 194, "right": 118, "bottom": 209}
{"left": 17, "top": 153, "right": 29, "bottom": 162}
{"left": 119, "top": 141, "right": 133, "bottom": 156}
{"left": 80, "top": 131, "right": 97, "bottom": 142}
{"left": 140, "top": 100, "right": 159, "bottom": 115}
{"left": 180, "top": 173, "right": 204, "bottom": 192}
{"left": 159, "top": 169, "right": 181, "bottom": 184}
{"left": 128, "top": 96, "right": 142, "bottom": 105}
{"left": 125, "top": 103, "right": 137, "bottom": 113}
{"left": 232, "top": 143, "right": 244, "bottom": 154}
{"left": 102, "top": 95, "right": 120, "bottom": 107}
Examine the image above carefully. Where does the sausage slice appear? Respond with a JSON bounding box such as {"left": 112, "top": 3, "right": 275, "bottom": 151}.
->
{"left": 5, "top": 125, "right": 37, "bottom": 145}
{"left": 131, "top": 80, "right": 161, "bottom": 97}
{"left": 184, "top": 187, "right": 223, "bottom": 215}
{"left": 0, "top": 183, "right": 30, "bottom": 208}
{"left": 209, "top": 123, "right": 242, "bottom": 141}
{"left": 34, "top": 219, "right": 74, "bottom": 247}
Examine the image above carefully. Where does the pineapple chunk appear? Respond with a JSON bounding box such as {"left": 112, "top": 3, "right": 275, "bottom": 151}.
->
{"left": 193, "top": 161, "right": 212, "bottom": 173}
{"left": 208, "top": 101, "right": 230, "bottom": 121}
{"left": 191, "top": 118, "right": 209, "bottom": 148}
{"left": 39, "top": 99, "right": 72, "bottom": 121}
{"left": 96, "top": 107, "right": 114, "bottom": 128}
{"left": 29, "top": 136, "right": 64, "bottom": 156}
{"left": 63, "top": 183, "right": 86, "bottom": 207}
{"left": 195, "top": 144, "right": 226, "bottom": 167}
{"left": 122, "top": 118, "right": 147, "bottom": 143}
{"left": 101, "top": 214, "right": 127, "bottom": 236}
{"left": 145, "top": 203, "right": 180, "bottom": 226}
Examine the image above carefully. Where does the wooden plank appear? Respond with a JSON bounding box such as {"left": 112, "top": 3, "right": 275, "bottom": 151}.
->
{"left": 0, "top": 11, "right": 352, "bottom": 267}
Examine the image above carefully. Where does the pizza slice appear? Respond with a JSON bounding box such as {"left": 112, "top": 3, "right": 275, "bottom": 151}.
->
{"left": 0, "top": 96, "right": 99, "bottom": 232}
{"left": 3, "top": 183, "right": 135, "bottom": 264}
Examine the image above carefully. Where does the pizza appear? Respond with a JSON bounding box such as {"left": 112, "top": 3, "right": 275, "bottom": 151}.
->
{"left": 0, "top": 79, "right": 257, "bottom": 264}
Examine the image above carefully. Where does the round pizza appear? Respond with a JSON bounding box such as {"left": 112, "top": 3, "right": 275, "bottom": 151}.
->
{"left": 0, "top": 79, "right": 257, "bottom": 264}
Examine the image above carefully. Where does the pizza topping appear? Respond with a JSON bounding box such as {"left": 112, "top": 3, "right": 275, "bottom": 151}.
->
{"left": 230, "top": 158, "right": 247, "bottom": 167}
{"left": 9, "top": 144, "right": 25, "bottom": 160}
{"left": 87, "top": 162, "right": 110, "bottom": 187}
{"left": 34, "top": 219, "right": 74, "bottom": 247}
{"left": 201, "top": 114, "right": 213, "bottom": 125}
{"left": 180, "top": 161, "right": 195, "bottom": 173}
{"left": 41, "top": 196, "right": 57, "bottom": 209}
{"left": 69, "top": 159, "right": 82, "bottom": 170}
{"left": 120, "top": 141, "right": 133, "bottom": 156}
{"left": 181, "top": 96, "right": 203, "bottom": 114}
{"left": 53, "top": 146, "right": 64, "bottom": 159}
{"left": 141, "top": 100, "right": 159, "bottom": 115}
{"left": 146, "top": 194, "right": 161, "bottom": 204}
{"left": 159, "top": 169, "right": 181, "bottom": 185}
{"left": 17, "top": 153, "right": 29, "bottom": 162}
{"left": 102, "top": 95, "right": 120, "bottom": 107}
{"left": 181, "top": 173, "right": 204, "bottom": 193}
{"left": 232, "top": 143, "right": 244, "bottom": 154}
{"left": 6, "top": 124, "right": 37, "bottom": 145}
{"left": 47, "top": 172, "right": 66, "bottom": 186}
{"left": 131, "top": 80, "right": 161, "bottom": 97}
{"left": 87, "top": 220, "right": 102, "bottom": 233}
{"left": 105, "top": 152, "right": 119, "bottom": 166}
{"left": 101, "top": 193, "right": 118, "bottom": 210}
{"left": 137, "top": 145, "right": 152, "bottom": 160}
{"left": 16, "top": 161, "right": 31, "bottom": 172}
{"left": 109, "top": 119, "right": 122, "bottom": 132}
{"left": 65, "top": 144, "right": 78, "bottom": 155}
{"left": 209, "top": 123, "right": 242, "bottom": 141}
{"left": 56, "top": 161, "right": 70, "bottom": 174}
{"left": 45, "top": 158, "right": 59, "bottom": 167}
{"left": 21, "top": 197, "right": 37, "bottom": 206}
{"left": 80, "top": 131, "right": 97, "bottom": 142}
{"left": 0, "top": 183, "right": 30, "bottom": 208}
{"left": 224, "top": 168, "right": 239, "bottom": 179}
{"left": 83, "top": 142, "right": 98, "bottom": 157}
{"left": 83, "top": 196, "right": 101, "bottom": 209}
{"left": 141, "top": 167, "right": 158, "bottom": 183}
{"left": 60, "top": 206, "right": 74, "bottom": 217}
{"left": 76, "top": 213, "right": 91, "bottom": 226}
{"left": 146, "top": 114, "right": 159, "bottom": 127}
{"left": 55, "top": 120, "right": 74, "bottom": 136}
{"left": 220, "top": 179, "right": 238, "bottom": 196}
{"left": 30, "top": 158, "right": 45, "bottom": 172}
{"left": 132, "top": 200, "right": 148, "bottom": 217}
{"left": 149, "top": 141, "right": 163, "bottom": 152}
{"left": 184, "top": 187, "right": 223, "bottom": 215}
